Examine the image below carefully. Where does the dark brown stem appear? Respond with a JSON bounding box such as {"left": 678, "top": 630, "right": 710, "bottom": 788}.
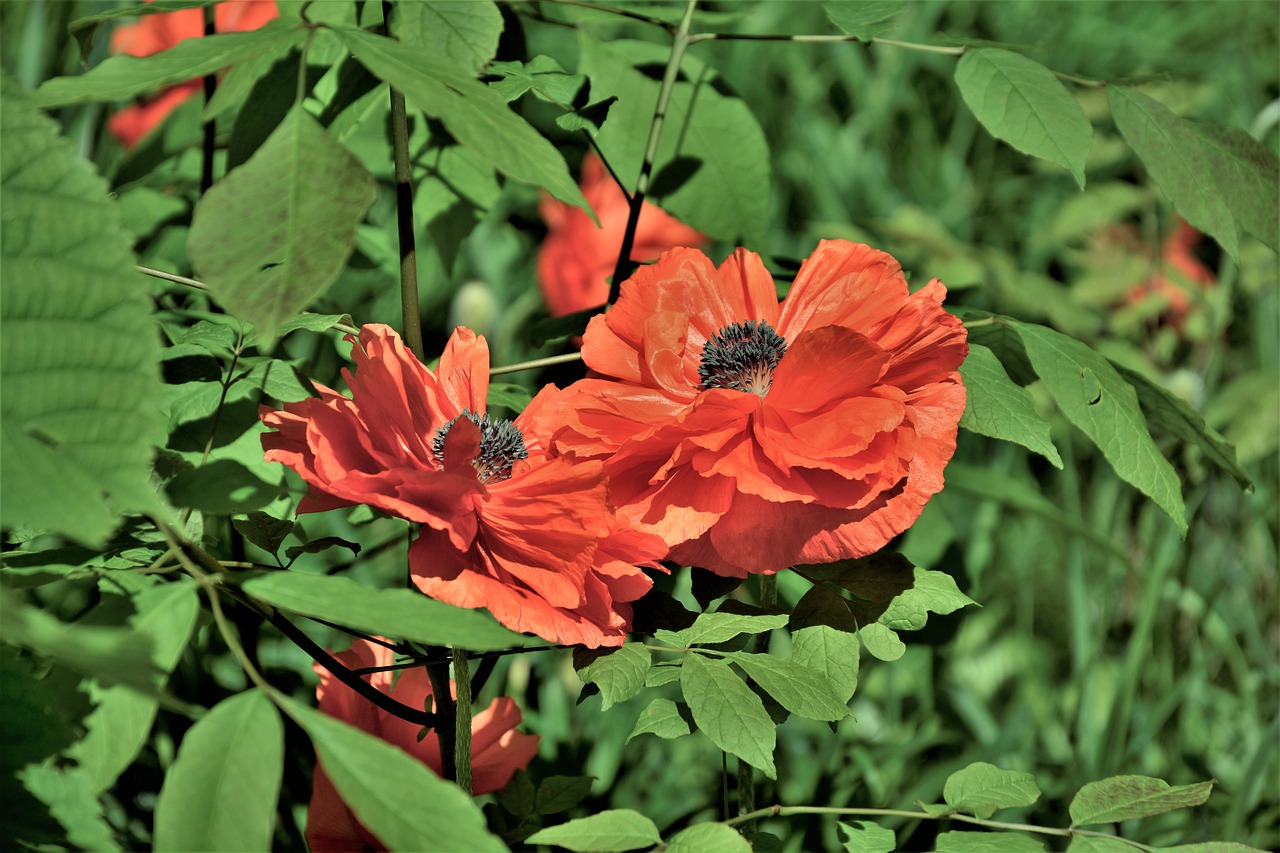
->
{"left": 200, "top": 6, "right": 216, "bottom": 194}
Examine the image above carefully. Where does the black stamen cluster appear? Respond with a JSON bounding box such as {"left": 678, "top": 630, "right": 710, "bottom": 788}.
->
{"left": 431, "top": 409, "right": 528, "bottom": 483}
{"left": 698, "top": 320, "right": 788, "bottom": 395}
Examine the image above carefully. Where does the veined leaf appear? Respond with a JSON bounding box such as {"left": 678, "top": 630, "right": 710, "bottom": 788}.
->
{"left": 681, "top": 654, "right": 776, "bottom": 779}
{"left": 526, "top": 810, "right": 661, "bottom": 852}
{"left": 665, "top": 823, "right": 752, "bottom": 852}
{"left": 672, "top": 611, "right": 790, "bottom": 647}
{"left": 879, "top": 568, "right": 977, "bottom": 632}
{"left": 396, "top": 1, "right": 503, "bottom": 77}
{"left": 943, "top": 762, "right": 1041, "bottom": 819}
{"left": 574, "top": 643, "right": 650, "bottom": 711}
{"left": 960, "top": 344, "right": 1063, "bottom": 467}
{"left": 1190, "top": 120, "right": 1279, "bottom": 252}
{"left": 792, "top": 625, "right": 860, "bottom": 704}
{"left": 955, "top": 49, "right": 1092, "bottom": 187}
{"left": 188, "top": 106, "right": 376, "bottom": 348}
{"left": 1069, "top": 776, "right": 1213, "bottom": 826}
{"left": 627, "top": 698, "right": 693, "bottom": 742}
{"left": 727, "top": 652, "right": 851, "bottom": 721}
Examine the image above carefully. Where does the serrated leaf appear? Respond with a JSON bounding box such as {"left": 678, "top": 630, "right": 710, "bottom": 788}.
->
{"left": 955, "top": 49, "right": 1092, "bottom": 187}
{"left": 627, "top": 698, "right": 693, "bottom": 742}
{"left": 1108, "top": 86, "right": 1239, "bottom": 259}
{"left": 337, "top": 28, "right": 586, "bottom": 210}
{"left": 535, "top": 776, "right": 595, "bottom": 816}
{"left": 153, "top": 690, "right": 283, "bottom": 852}
{"left": 20, "top": 765, "right": 120, "bottom": 851}
{"left": 934, "top": 831, "right": 1046, "bottom": 852}
{"left": 35, "top": 28, "right": 297, "bottom": 107}
{"left": 1069, "top": 776, "right": 1213, "bottom": 826}
{"left": 1010, "top": 320, "right": 1187, "bottom": 533}
{"left": 166, "top": 459, "right": 281, "bottom": 514}
{"left": 1, "top": 79, "right": 168, "bottom": 546}
{"left": 188, "top": 106, "right": 376, "bottom": 348}
{"left": 644, "top": 664, "right": 682, "bottom": 688}
{"left": 1191, "top": 121, "right": 1279, "bottom": 252}
{"left": 397, "top": 1, "right": 502, "bottom": 76}
{"left": 279, "top": 696, "right": 507, "bottom": 852}
{"left": 879, "top": 568, "right": 976, "bottom": 632}
{"left": 526, "top": 810, "right": 661, "bottom": 852}
{"left": 823, "top": 1, "right": 904, "bottom": 40}
{"left": 839, "top": 821, "right": 896, "bottom": 853}
{"left": 727, "top": 653, "right": 851, "bottom": 721}
{"left": 858, "top": 622, "right": 905, "bottom": 662}
{"left": 674, "top": 611, "right": 789, "bottom": 647}
{"left": 960, "top": 344, "right": 1063, "bottom": 467}
{"left": 681, "top": 654, "right": 776, "bottom": 779}
{"left": 792, "top": 625, "right": 860, "bottom": 704}
{"left": 665, "top": 823, "right": 752, "bottom": 852}
{"left": 241, "top": 571, "right": 528, "bottom": 652}
{"left": 574, "top": 643, "right": 650, "bottom": 710}
{"left": 943, "top": 762, "right": 1041, "bottom": 819}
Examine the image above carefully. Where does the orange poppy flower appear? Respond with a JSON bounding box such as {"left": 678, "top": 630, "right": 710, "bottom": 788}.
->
{"left": 1124, "top": 219, "right": 1217, "bottom": 326}
{"left": 531, "top": 241, "right": 969, "bottom": 577}
{"left": 538, "top": 153, "right": 706, "bottom": 317}
{"left": 261, "top": 324, "right": 666, "bottom": 647}
{"left": 306, "top": 638, "right": 539, "bottom": 852}
{"left": 108, "top": 0, "right": 279, "bottom": 148}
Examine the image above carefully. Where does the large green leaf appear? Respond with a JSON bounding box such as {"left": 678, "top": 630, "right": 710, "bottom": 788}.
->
{"left": 791, "top": 625, "right": 860, "bottom": 704}
{"left": 1010, "top": 320, "right": 1186, "bottom": 533}
{"left": 943, "top": 762, "right": 1041, "bottom": 819}
{"left": 1069, "top": 776, "right": 1213, "bottom": 826}
{"left": 960, "top": 344, "right": 1063, "bottom": 468}
{"left": 154, "top": 690, "right": 283, "bottom": 852}
{"left": 1108, "top": 86, "right": 1239, "bottom": 259}
{"left": 34, "top": 28, "right": 298, "bottom": 107}
{"left": 665, "top": 823, "right": 752, "bottom": 852}
{"left": 0, "top": 79, "right": 168, "bottom": 545}
{"left": 579, "top": 36, "right": 771, "bottom": 246}
{"left": 525, "top": 810, "right": 661, "bottom": 852}
{"left": 1190, "top": 120, "right": 1279, "bottom": 252}
{"left": 575, "top": 643, "right": 650, "bottom": 711}
{"left": 240, "top": 571, "right": 530, "bottom": 652}
{"left": 188, "top": 106, "right": 376, "bottom": 347}
{"left": 396, "top": 1, "right": 502, "bottom": 76}
{"left": 727, "top": 652, "right": 851, "bottom": 721}
{"left": 681, "top": 653, "right": 776, "bottom": 779}
{"left": 279, "top": 696, "right": 507, "bottom": 852}
{"left": 955, "top": 49, "right": 1092, "bottom": 188}
{"left": 336, "top": 28, "right": 586, "bottom": 209}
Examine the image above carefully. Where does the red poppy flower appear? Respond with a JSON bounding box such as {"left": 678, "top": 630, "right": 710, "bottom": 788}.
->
{"left": 538, "top": 154, "right": 706, "bottom": 317}
{"left": 531, "top": 240, "right": 969, "bottom": 577}
{"left": 261, "top": 324, "right": 666, "bottom": 647}
{"left": 108, "top": 0, "right": 279, "bottom": 148}
{"left": 1123, "top": 219, "right": 1217, "bottom": 326}
{"left": 306, "top": 638, "right": 539, "bottom": 852}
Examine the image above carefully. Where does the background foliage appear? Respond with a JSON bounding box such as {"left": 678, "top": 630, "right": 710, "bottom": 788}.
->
{"left": 1, "top": 1, "right": 1276, "bottom": 851}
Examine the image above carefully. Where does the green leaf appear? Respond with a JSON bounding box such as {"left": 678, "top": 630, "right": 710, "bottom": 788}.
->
{"left": 20, "top": 765, "right": 120, "bottom": 851}
{"left": 188, "top": 106, "right": 376, "bottom": 348}
{"left": 823, "top": 2, "right": 905, "bottom": 40}
{"left": 1191, "top": 121, "right": 1279, "bottom": 252}
{"left": 1, "top": 79, "right": 168, "bottom": 546}
{"left": 336, "top": 28, "right": 586, "bottom": 210}
{"left": 279, "top": 695, "right": 507, "bottom": 852}
{"left": 278, "top": 312, "right": 354, "bottom": 335}
{"left": 879, "top": 568, "right": 977, "bottom": 632}
{"left": 525, "top": 810, "right": 661, "bottom": 852}
{"left": 488, "top": 382, "right": 535, "bottom": 413}
{"left": 240, "top": 571, "right": 529, "bottom": 652}
{"left": 858, "top": 622, "right": 905, "bottom": 662}
{"left": 943, "top": 762, "right": 1041, "bottom": 819}
{"left": 1010, "top": 320, "right": 1186, "bottom": 532}
{"left": 792, "top": 625, "right": 860, "bottom": 704}
{"left": 555, "top": 96, "right": 617, "bottom": 134}
{"left": 490, "top": 56, "right": 584, "bottom": 104}
{"left": 1069, "top": 776, "right": 1214, "bottom": 826}
{"left": 34, "top": 28, "right": 298, "bottom": 107}
{"left": 283, "top": 536, "right": 361, "bottom": 563}
{"left": 1108, "top": 86, "right": 1239, "bottom": 259}
{"left": 1065, "top": 838, "right": 1138, "bottom": 852}
{"left": 960, "top": 344, "right": 1063, "bottom": 467}
{"left": 681, "top": 654, "right": 776, "bottom": 779}
{"left": 726, "top": 653, "right": 851, "bottom": 721}
{"left": 574, "top": 643, "right": 650, "bottom": 711}
{"left": 535, "top": 775, "right": 596, "bottom": 816}
{"left": 674, "top": 611, "right": 790, "bottom": 646}
{"left": 166, "top": 459, "right": 281, "bottom": 514}
{"left": 397, "top": 0, "right": 502, "bottom": 76}
{"left": 934, "top": 831, "right": 1046, "bottom": 852}
{"left": 580, "top": 37, "right": 771, "bottom": 245}
{"left": 955, "top": 49, "right": 1092, "bottom": 188}
{"left": 0, "top": 648, "right": 84, "bottom": 768}
{"left": 232, "top": 512, "right": 294, "bottom": 556}
{"left": 627, "top": 698, "right": 693, "bottom": 742}
{"left": 1160, "top": 844, "right": 1272, "bottom": 853}
{"left": 665, "top": 823, "right": 752, "bottom": 852}
{"left": 153, "top": 690, "right": 283, "bottom": 853}
{"left": 839, "top": 821, "right": 896, "bottom": 853}
{"left": 1112, "top": 363, "right": 1252, "bottom": 490}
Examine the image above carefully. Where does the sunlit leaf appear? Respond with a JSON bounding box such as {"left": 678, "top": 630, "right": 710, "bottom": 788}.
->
{"left": 671, "top": 611, "right": 789, "bottom": 647}
{"left": 681, "top": 654, "right": 776, "bottom": 779}
{"left": 396, "top": 0, "right": 502, "bottom": 76}
{"left": 526, "top": 809, "right": 661, "bottom": 852}
{"left": 943, "top": 762, "right": 1041, "bottom": 819}
{"left": 665, "top": 823, "right": 752, "bottom": 852}
{"left": 627, "top": 698, "right": 693, "bottom": 743}
{"left": 960, "top": 344, "right": 1063, "bottom": 468}
{"left": 574, "top": 643, "right": 650, "bottom": 711}
{"left": 823, "top": 1, "right": 905, "bottom": 40}
{"left": 1069, "top": 776, "right": 1213, "bottom": 826}
{"left": 726, "top": 652, "right": 851, "bottom": 721}
{"left": 839, "top": 821, "right": 896, "bottom": 853}
{"left": 792, "top": 625, "right": 860, "bottom": 704}
{"left": 934, "top": 831, "right": 1045, "bottom": 852}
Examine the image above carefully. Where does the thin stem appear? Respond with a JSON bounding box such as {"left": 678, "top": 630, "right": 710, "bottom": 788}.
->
{"left": 489, "top": 352, "right": 583, "bottom": 376}
{"left": 1053, "top": 69, "right": 1106, "bottom": 88}
{"left": 296, "top": 26, "right": 317, "bottom": 106}
{"left": 518, "top": 0, "right": 675, "bottom": 30}
{"left": 453, "top": 648, "right": 473, "bottom": 795}
{"left": 685, "top": 31, "right": 966, "bottom": 56}
{"left": 606, "top": 0, "right": 698, "bottom": 304}
{"left": 383, "top": 0, "right": 424, "bottom": 361}
{"left": 200, "top": 5, "right": 216, "bottom": 194}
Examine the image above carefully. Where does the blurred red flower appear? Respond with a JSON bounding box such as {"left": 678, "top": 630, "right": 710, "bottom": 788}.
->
{"left": 1124, "top": 219, "right": 1217, "bottom": 325}
{"left": 108, "top": 0, "right": 278, "bottom": 148}
{"left": 538, "top": 154, "right": 706, "bottom": 317}
{"left": 261, "top": 325, "right": 666, "bottom": 647}
{"left": 532, "top": 241, "right": 968, "bottom": 577}
{"left": 306, "top": 638, "right": 538, "bottom": 852}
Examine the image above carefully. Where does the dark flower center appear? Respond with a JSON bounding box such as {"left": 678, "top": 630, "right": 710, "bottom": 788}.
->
{"left": 431, "top": 409, "right": 528, "bottom": 483}
{"left": 698, "top": 320, "right": 788, "bottom": 397}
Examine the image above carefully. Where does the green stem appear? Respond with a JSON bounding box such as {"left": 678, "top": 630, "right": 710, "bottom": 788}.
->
{"left": 383, "top": 0, "right": 424, "bottom": 360}
{"left": 606, "top": 0, "right": 698, "bottom": 304}
{"left": 453, "top": 648, "right": 473, "bottom": 795}
{"left": 489, "top": 352, "right": 584, "bottom": 376}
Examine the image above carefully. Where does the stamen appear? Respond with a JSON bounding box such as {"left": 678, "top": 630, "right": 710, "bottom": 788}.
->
{"left": 431, "top": 409, "right": 528, "bottom": 483}
{"left": 698, "top": 320, "right": 788, "bottom": 397}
